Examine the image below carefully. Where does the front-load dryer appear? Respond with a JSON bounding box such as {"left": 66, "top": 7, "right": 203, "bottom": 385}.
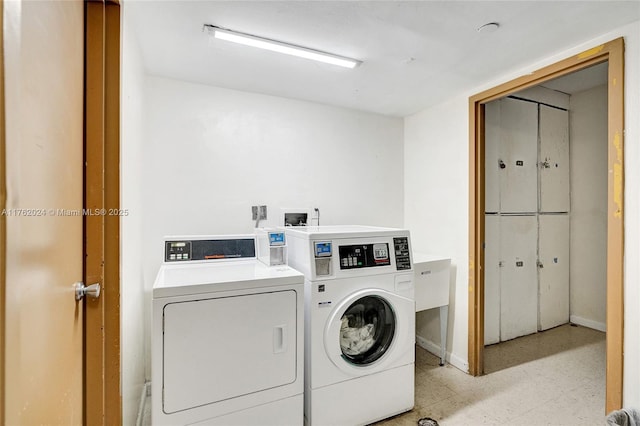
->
{"left": 152, "top": 235, "right": 304, "bottom": 426}
{"left": 285, "top": 225, "right": 415, "bottom": 426}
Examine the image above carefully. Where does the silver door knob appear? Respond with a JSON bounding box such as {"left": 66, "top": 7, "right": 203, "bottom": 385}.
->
{"left": 75, "top": 282, "right": 101, "bottom": 301}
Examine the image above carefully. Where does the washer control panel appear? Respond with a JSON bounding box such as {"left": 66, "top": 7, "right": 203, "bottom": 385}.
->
{"left": 338, "top": 243, "right": 391, "bottom": 269}
{"left": 393, "top": 237, "right": 412, "bottom": 270}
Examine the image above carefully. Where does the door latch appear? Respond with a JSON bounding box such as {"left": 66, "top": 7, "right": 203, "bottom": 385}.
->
{"left": 74, "top": 282, "right": 101, "bottom": 301}
{"left": 540, "top": 158, "right": 551, "bottom": 169}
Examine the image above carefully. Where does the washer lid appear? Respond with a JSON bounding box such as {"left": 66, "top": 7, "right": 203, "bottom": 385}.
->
{"left": 153, "top": 261, "right": 303, "bottom": 298}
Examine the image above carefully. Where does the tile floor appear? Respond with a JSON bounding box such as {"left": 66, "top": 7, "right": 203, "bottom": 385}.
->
{"left": 142, "top": 324, "right": 605, "bottom": 426}
{"left": 376, "top": 324, "right": 606, "bottom": 426}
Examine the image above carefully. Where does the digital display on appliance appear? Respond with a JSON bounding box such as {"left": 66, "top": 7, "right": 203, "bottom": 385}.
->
{"left": 314, "top": 242, "right": 332, "bottom": 257}
{"left": 373, "top": 243, "right": 389, "bottom": 261}
{"left": 339, "top": 243, "right": 390, "bottom": 269}
{"left": 269, "top": 232, "right": 285, "bottom": 246}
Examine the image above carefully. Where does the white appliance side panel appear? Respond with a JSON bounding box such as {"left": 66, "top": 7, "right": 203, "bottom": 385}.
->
{"left": 500, "top": 215, "right": 538, "bottom": 341}
{"left": 539, "top": 105, "right": 570, "bottom": 213}
{"left": 485, "top": 100, "right": 501, "bottom": 213}
{"left": 163, "top": 290, "right": 297, "bottom": 414}
{"left": 538, "top": 214, "right": 570, "bottom": 330}
{"left": 484, "top": 215, "right": 501, "bottom": 345}
{"left": 500, "top": 98, "right": 538, "bottom": 213}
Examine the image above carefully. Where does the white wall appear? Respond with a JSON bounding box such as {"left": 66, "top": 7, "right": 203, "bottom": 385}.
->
{"left": 570, "top": 84, "right": 608, "bottom": 330}
{"left": 142, "top": 76, "right": 404, "bottom": 375}
{"left": 404, "top": 21, "right": 640, "bottom": 407}
{"left": 405, "top": 95, "right": 469, "bottom": 369}
{"left": 121, "top": 8, "right": 147, "bottom": 425}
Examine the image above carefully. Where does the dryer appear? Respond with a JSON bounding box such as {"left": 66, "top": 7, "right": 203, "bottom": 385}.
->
{"left": 285, "top": 225, "right": 415, "bottom": 426}
{"left": 152, "top": 235, "right": 304, "bottom": 426}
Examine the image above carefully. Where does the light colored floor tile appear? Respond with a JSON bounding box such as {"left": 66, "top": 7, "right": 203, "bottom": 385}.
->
{"left": 375, "top": 409, "right": 424, "bottom": 426}
{"left": 375, "top": 324, "right": 605, "bottom": 426}
{"left": 471, "top": 373, "right": 569, "bottom": 424}
{"left": 414, "top": 371, "right": 458, "bottom": 409}
{"left": 144, "top": 324, "right": 605, "bottom": 426}
{"left": 420, "top": 393, "right": 499, "bottom": 426}
{"left": 510, "top": 379, "right": 606, "bottom": 426}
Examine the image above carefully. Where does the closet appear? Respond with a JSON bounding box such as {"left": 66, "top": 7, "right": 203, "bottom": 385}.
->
{"left": 484, "top": 94, "right": 570, "bottom": 344}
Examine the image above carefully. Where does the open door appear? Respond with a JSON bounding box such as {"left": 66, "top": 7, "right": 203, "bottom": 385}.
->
{"left": 1, "top": 0, "right": 121, "bottom": 423}
{"left": 2, "top": 1, "right": 85, "bottom": 422}
{"left": 468, "top": 38, "right": 624, "bottom": 412}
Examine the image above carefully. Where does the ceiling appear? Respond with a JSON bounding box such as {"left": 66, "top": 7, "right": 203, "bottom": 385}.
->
{"left": 541, "top": 62, "right": 608, "bottom": 95}
{"left": 126, "top": 1, "right": 640, "bottom": 117}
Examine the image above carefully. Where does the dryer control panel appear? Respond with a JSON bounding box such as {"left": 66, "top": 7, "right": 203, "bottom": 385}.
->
{"left": 165, "top": 238, "right": 255, "bottom": 262}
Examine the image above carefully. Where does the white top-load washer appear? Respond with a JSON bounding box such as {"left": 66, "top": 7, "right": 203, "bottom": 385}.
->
{"left": 284, "top": 225, "right": 415, "bottom": 426}
{"left": 152, "top": 235, "right": 304, "bottom": 426}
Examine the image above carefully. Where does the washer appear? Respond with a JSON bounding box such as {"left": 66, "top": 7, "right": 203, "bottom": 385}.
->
{"left": 285, "top": 225, "right": 415, "bottom": 426}
{"left": 152, "top": 235, "right": 304, "bottom": 426}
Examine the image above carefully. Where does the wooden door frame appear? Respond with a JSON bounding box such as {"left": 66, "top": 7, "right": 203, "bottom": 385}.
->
{"left": 84, "top": 0, "right": 121, "bottom": 424}
{"left": 468, "top": 37, "right": 624, "bottom": 413}
{"left": 0, "top": 0, "right": 6, "bottom": 420}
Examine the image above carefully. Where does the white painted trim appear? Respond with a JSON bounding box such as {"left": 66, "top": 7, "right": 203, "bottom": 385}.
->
{"left": 415, "top": 335, "right": 469, "bottom": 373}
{"left": 570, "top": 315, "right": 606, "bottom": 332}
{"left": 136, "top": 381, "right": 151, "bottom": 426}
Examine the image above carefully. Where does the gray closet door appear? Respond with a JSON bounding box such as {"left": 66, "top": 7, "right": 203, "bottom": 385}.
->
{"left": 539, "top": 105, "right": 570, "bottom": 213}
{"left": 484, "top": 215, "right": 501, "bottom": 345}
{"left": 538, "top": 214, "right": 570, "bottom": 331}
{"left": 500, "top": 215, "right": 538, "bottom": 341}
{"left": 500, "top": 98, "right": 538, "bottom": 213}
{"left": 485, "top": 101, "right": 501, "bottom": 213}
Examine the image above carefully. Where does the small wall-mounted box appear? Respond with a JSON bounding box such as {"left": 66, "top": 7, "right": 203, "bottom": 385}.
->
{"left": 279, "top": 207, "right": 314, "bottom": 227}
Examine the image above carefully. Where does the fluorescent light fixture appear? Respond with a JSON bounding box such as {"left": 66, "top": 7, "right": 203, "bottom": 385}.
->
{"left": 204, "top": 24, "right": 361, "bottom": 69}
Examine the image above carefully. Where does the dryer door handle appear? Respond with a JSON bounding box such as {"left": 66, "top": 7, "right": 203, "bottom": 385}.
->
{"left": 273, "top": 324, "right": 287, "bottom": 354}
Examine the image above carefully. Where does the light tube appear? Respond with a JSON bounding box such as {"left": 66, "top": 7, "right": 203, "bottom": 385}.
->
{"left": 205, "top": 25, "right": 361, "bottom": 69}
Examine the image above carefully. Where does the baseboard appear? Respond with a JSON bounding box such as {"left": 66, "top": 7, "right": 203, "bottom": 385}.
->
{"left": 136, "top": 381, "right": 151, "bottom": 426}
{"left": 415, "top": 335, "right": 469, "bottom": 373}
{"left": 570, "top": 315, "right": 606, "bottom": 332}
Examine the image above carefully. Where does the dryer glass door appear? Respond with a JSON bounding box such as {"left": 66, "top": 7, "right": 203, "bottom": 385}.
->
{"left": 339, "top": 295, "right": 395, "bottom": 365}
